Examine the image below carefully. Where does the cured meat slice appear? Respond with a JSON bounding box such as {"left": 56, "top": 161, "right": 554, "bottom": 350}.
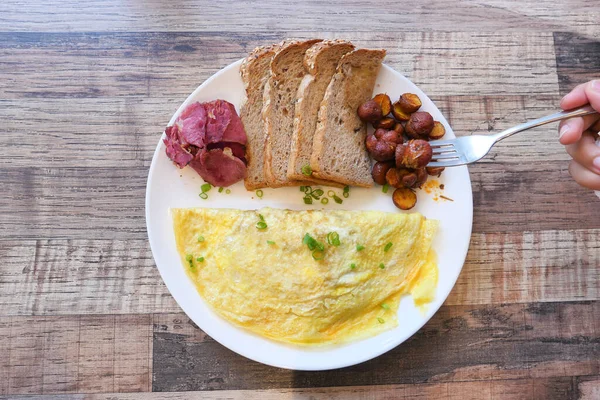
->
{"left": 189, "top": 148, "right": 247, "bottom": 187}
{"left": 205, "top": 100, "right": 248, "bottom": 145}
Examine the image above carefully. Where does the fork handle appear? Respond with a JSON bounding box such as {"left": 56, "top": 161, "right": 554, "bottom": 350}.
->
{"left": 492, "top": 105, "right": 598, "bottom": 142}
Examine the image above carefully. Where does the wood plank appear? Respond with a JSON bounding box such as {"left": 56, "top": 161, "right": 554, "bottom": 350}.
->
{"left": 1, "top": 231, "right": 597, "bottom": 317}
{"left": 0, "top": 0, "right": 597, "bottom": 36}
{"left": 0, "top": 32, "right": 558, "bottom": 99}
{"left": 553, "top": 32, "right": 600, "bottom": 95}
{"left": 578, "top": 376, "right": 600, "bottom": 400}
{"left": 152, "top": 303, "right": 599, "bottom": 391}
{"left": 0, "top": 315, "right": 152, "bottom": 395}
{"left": 0, "top": 377, "right": 584, "bottom": 399}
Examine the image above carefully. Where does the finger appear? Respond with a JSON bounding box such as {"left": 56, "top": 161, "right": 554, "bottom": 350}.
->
{"left": 568, "top": 160, "right": 600, "bottom": 190}
{"left": 558, "top": 114, "right": 600, "bottom": 145}
{"left": 565, "top": 131, "right": 600, "bottom": 173}
{"left": 560, "top": 80, "right": 600, "bottom": 111}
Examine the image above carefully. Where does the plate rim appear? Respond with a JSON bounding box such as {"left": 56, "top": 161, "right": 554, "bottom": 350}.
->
{"left": 146, "top": 59, "right": 473, "bottom": 370}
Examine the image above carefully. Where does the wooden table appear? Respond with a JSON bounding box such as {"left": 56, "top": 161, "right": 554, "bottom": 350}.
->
{"left": 1, "top": 1, "right": 599, "bottom": 399}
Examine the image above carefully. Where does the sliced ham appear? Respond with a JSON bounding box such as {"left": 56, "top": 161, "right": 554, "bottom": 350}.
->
{"left": 163, "top": 100, "right": 248, "bottom": 187}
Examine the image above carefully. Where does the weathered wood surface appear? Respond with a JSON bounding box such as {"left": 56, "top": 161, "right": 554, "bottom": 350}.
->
{"left": 1, "top": 0, "right": 599, "bottom": 398}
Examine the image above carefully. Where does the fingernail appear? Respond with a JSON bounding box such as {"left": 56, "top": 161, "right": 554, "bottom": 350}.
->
{"left": 559, "top": 124, "right": 571, "bottom": 140}
{"left": 593, "top": 156, "right": 600, "bottom": 171}
{"left": 592, "top": 80, "right": 600, "bottom": 92}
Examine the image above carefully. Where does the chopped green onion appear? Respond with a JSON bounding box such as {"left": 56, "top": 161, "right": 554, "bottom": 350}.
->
{"left": 343, "top": 185, "right": 350, "bottom": 194}
{"left": 327, "top": 231, "right": 341, "bottom": 246}
{"left": 311, "top": 191, "right": 321, "bottom": 200}
{"left": 356, "top": 244, "right": 365, "bottom": 252}
{"left": 303, "top": 233, "right": 324, "bottom": 251}
{"left": 301, "top": 164, "right": 312, "bottom": 176}
{"left": 196, "top": 257, "right": 204, "bottom": 262}
{"left": 382, "top": 184, "right": 389, "bottom": 194}
{"left": 225, "top": 189, "right": 231, "bottom": 194}
{"left": 185, "top": 254, "right": 193, "bottom": 262}
{"left": 300, "top": 186, "right": 306, "bottom": 192}
{"left": 379, "top": 263, "right": 385, "bottom": 269}
{"left": 377, "top": 317, "right": 385, "bottom": 324}
{"left": 267, "top": 240, "right": 275, "bottom": 245}
{"left": 218, "top": 187, "right": 224, "bottom": 193}
{"left": 258, "top": 214, "right": 265, "bottom": 222}
{"left": 313, "top": 189, "right": 324, "bottom": 197}
{"left": 303, "top": 186, "right": 312, "bottom": 193}
{"left": 342, "top": 192, "right": 349, "bottom": 198}
{"left": 350, "top": 263, "right": 356, "bottom": 269}
{"left": 201, "top": 183, "right": 212, "bottom": 193}
{"left": 256, "top": 189, "right": 264, "bottom": 198}
{"left": 197, "top": 235, "right": 205, "bottom": 243}
{"left": 199, "top": 192, "right": 208, "bottom": 200}
{"left": 321, "top": 198, "right": 329, "bottom": 205}
{"left": 312, "top": 249, "right": 325, "bottom": 260}
{"left": 384, "top": 242, "right": 393, "bottom": 252}
{"left": 381, "top": 303, "right": 390, "bottom": 310}
{"left": 303, "top": 196, "right": 313, "bottom": 205}
{"left": 256, "top": 221, "right": 267, "bottom": 230}
{"left": 333, "top": 194, "right": 343, "bottom": 204}
{"left": 327, "top": 190, "right": 335, "bottom": 197}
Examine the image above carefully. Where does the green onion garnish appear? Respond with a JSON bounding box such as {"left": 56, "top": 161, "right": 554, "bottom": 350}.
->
{"left": 384, "top": 242, "right": 393, "bottom": 252}
{"left": 379, "top": 263, "right": 385, "bottom": 269}
{"left": 321, "top": 198, "right": 329, "bottom": 205}
{"left": 356, "top": 244, "right": 365, "bottom": 252}
{"left": 201, "top": 183, "right": 212, "bottom": 193}
{"left": 301, "top": 164, "right": 312, "bottom": 176}
{"left": 303, "top": 186, "right": 312, "bottom": 193}
{"left": 382, "top": 184, "right": 389, "bottom": 194}
{"left": 199, "top": 192, "right": 208, "bottom": 200}
{"left": 350, "top": 263, "right": 356, "bottom": 269}
{"left": 343, "top": 185, "right": 350, "bottom": 193}
{"left": 197, "top": 235, "right": 205, "bottom": 243}
{"left": 377, "top": 317, "right": 385, "bottom": 324}
{"left": 343, "top": 186, "right": 350, "bottom": 198}
{"left": 226, "top": 189, "right": 231, "bottom": 194}
{"left": 258, "top": 214, "right": 265, "bottom": 221}
{"left": 313, "top": 189, "right": 324, "bottom": 198}
{"left": 300, "top": 186, "right": 306, "bottom": 192}
{"left": 381, "top": 303, "right": 390, "bottom": 310}
{"left": 327, "top": 231, "right": 341, "bottom": 246}
{"left": 256, "top": 189, "right": 264, "bottom": 198}
{"left": 312, "top": 249, "right": 325, "bottom": 260}
{"left": 218, "top": 187, "right": 224, "bottom": 193}
{"left": 185, "top": 254, "right": 193, "bottom": 267}
{"left": 303, "top": 233, "right": 324, "bottom": 251}
{"left": 196, "top": 257, "right": 204, "bottom": 262}
{"left": 303, "top": 196, "right": 313, "bottom": 205}
{"left": 327, "top": 190, "right": 335, "bottom": 197}
{"left": 256, "top": 221, "right": 267, "bottom": 230}
{"left": 333, "top": 194, "right": 343, "bottom": 204}
{"left": 342, "top": 192, "right": 349, "bottom": 198}
{"left": 267, "top": 240, "right": 275, "bottom": 245}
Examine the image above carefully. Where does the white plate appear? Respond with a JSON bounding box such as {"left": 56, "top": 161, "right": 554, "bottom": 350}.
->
{"left": 146, "top": 60, "right": 473, "bottom": 370}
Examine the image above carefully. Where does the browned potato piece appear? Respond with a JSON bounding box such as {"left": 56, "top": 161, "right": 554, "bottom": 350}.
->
{"left": 406, "top": 112, "right": 434, "bottom": 138}
{"left": 391, "top": 101, "right": 411, "bottom": 121}
{"left": 415, "top": 167, "right": 428, "bottom": 188}
{"left": 375, "top": 128, "right": 403, "bottom": 144}
{"left": 373, "top": 117, "right": 396, "bottom": 129}
{"left": 385, "top": 168, "right": 402, "bottom": 188}
{"left": 357, "top": 100, "right": 383, "bottom": 123}
{"left": 397, "top": 168, "right": 418, "bottom": 188}
{"left": 429, "top": 121, "right": 446, "bottom": 140}
{"left": 366, "top": 134, "right": 396, "bottom": 161}
{"left": 395, "top": 139, "right": 433, "bottom": 169}
{"left": 371, "top": 162, "right": 394, "bottom": 185}
{"left": 426, "top": 166, "right": 445, "bottom": 176}
{"left": 393, "top": 188, "right": 417, "bottom": 210}
{"left": 373, "top": 93, "right": 392, "bottom": 116}
{"left": 393, "top": 122, "right": 404, "bottom": 135}
{"left": 398, "top": 93, "right": 422, "bottom": 113}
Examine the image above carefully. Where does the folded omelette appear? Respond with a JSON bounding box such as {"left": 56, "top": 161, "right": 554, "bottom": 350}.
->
{"left": 171, "top": 207, "right": 438, "bottom": 345}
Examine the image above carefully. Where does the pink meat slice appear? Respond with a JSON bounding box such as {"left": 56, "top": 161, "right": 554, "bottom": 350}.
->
{"left": 175, "top": 102, "right": 206, "bottom": 148}
{"left": 189, "top": 148, "right": 247, "bottom": 187}
{"left": 163, "top": 125, "right": 193, "bottom": 168}
{"left": 205, "top": 100, "right": 247, "bottom": 145}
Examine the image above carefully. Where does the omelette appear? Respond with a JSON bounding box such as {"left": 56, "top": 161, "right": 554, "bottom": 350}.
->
{"left": 171, "top": 207, "right": 438, "bottom": 345}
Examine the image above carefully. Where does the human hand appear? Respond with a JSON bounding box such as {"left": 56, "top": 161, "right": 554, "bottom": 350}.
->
{"left": 558, "top": 80, "right": 600, "bottom": 191}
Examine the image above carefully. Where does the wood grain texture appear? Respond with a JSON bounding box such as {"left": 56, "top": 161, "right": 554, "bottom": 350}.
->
{"left": 553, "top": 32, "right": 600, "bottom": 95}
{"left": 151, "top": 303, "right": 599, "bottom": 391}
{"left": 1, "top": 230, "right": 597, "bottom": 316}
{"left": 0, "top": 377, "right": 586, "bottom": 399}
{"left": 0, "top": 315, "right": 152, "bottom": 396}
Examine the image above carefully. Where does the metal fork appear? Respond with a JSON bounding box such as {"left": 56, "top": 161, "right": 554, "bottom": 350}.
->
{"left": 428, "top": 105, "right": 598, "bottom": 167}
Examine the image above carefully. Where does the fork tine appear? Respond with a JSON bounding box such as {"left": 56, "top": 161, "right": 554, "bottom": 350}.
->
{"left": 429, "top": 139, "right": 455, "bottom": 147}
{"left": 427, "top": 160, "right": 464, "bottom": 167}
{"left": 432, "top": 147, "right": 457, "bottom": 155}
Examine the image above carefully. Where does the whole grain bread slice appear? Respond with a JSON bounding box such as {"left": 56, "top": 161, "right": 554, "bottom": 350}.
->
{"left": 262, "top": 39, "right": 322, "bottom": 188}
{"left": 288, "top": 40, "right": 355, "bottom": 185}
{"left": 310, "top": 49, "right": 386, "bottom": 187}
{"left": 240, "top": 45, "right": 277, "bottom": 190}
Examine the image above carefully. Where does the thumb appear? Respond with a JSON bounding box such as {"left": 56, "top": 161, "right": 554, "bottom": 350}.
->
{"left": 584, "top": 80, "right": 600, "bottom": 112}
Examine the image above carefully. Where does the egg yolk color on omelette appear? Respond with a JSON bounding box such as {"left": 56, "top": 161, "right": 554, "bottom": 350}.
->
{"left": 171, "top": 207, "right": 438, "bottom": 346}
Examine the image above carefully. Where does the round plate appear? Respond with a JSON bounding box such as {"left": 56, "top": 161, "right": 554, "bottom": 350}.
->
{"left": 146, "top": 60, "right": 473, "bottom": 370}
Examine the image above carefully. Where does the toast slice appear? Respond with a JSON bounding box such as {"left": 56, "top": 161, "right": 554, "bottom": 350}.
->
{"left": 288, "top": 40, "right": 355, "bottom": 184}
{"left": 310, "top": 49, "right": 386, "bottom": 187}
{"left": 262, "top": 39, "right": 322, "bottom": 188}
{"left": 240, "top": 45, "right": 277, "bottom": 190}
